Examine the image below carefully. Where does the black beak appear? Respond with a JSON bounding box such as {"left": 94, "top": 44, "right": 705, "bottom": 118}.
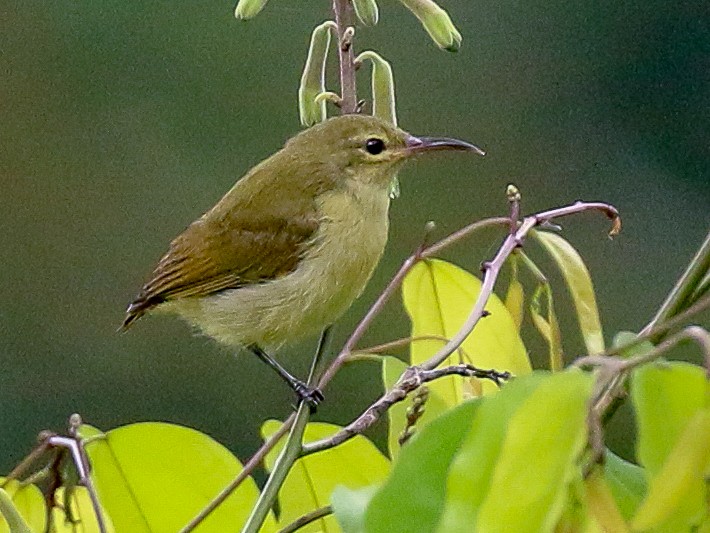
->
{"left": 405, "top": 135, "right": 486, "bottom": 156}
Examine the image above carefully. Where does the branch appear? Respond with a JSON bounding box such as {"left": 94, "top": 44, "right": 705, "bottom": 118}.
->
{"left": 641, "top": 228, "right": 710, "bottom": 340}
{"left": 302, "top": 364, "right": 510, "bottom": 455}
{"left": 277, "top": 505, "right": 333, "bottom": 533}
{"left": 577, "top": 323, "right": 710, "bottom": 468}
{"left": 333, "top": 0, "right": 358, "bottom": 113}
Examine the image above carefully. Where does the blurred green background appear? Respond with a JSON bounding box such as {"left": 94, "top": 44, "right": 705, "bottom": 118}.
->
{"left": 1, "top": 0, "right": 708, "bottom": 474}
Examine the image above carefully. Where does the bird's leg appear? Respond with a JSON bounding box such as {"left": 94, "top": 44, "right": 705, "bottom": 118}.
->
{"left": 248, "top": 345, "right": 324, "bottom": 410}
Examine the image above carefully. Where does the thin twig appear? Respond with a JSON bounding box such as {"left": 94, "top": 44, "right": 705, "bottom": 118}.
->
{"left": 239, "top": 329, "right": 331, "bottom": 533}
{"left": 302, "top": 364, "right": 510, "bottom": 455}
{"left": 277, "top": 505, "right": 333, "bottom": 533}
{"left": 641, "top": 228, "right": 710, "bottom": 340}
{"left": 333, "top": 0, "right": 358, "bottom": 113}
{"left": 578, "top": 324, "right": 710, "bottom": 469}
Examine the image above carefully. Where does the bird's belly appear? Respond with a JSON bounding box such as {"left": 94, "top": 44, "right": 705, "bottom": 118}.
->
{"left": 177, "top": 188, "right": 390, "bottom": 349}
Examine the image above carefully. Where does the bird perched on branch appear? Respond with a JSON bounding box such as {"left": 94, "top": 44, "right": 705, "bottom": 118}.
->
{"left": 122, "top": 114, "right": 483, "bottom": 407}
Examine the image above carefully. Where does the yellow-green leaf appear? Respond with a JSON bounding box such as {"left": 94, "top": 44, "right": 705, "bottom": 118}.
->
{"left": 0, "top": 481, "right": 40, "bottom": 533}
{"left": 298, "top": 21, "right": 335, "bottom": 127}
{"left": 365, "top": 400, "right": 479, "bottom": 533}
{"left": 51, "top": 487, "right": 116, "bottom": 533}
{"left": 402, "top": 258, "right": 530, "bottom": 403}
{"left": 355, "top": 51, "right": 397, "bottom": 126}
{"left": 438, "top": 370, "right": 593, "bottom": 533}
{"left": 262, "top": 420, "right": 390, "bottom": 532}
{"left": 84, "top": 422, "right": 275, "bottom": 532}
{"left": 234, "top": 0, "right": 269, "bottom": 19}
{"left": 504, "top": 256, "right": 524, "bottom": 331}
{"left": 632, "top": 408, "right": 710, "bottom": 530}
{"left": 397, "top": 0, "right": 462, "bottom": 51}
{"left": 352, "top": 0, "right": 379, "bottom": 26}
{"left": 631, "top": 362, "right": 710, "bottom": 531}
{"left": 532, "top": 230, "right": 605, "bottom": 354}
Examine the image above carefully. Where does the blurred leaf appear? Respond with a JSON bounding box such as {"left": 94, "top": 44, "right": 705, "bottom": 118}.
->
{"left": 438, "top": 370, "right": 593, "bottom": 533}
{"left": 382, "top": 356, "right": 449, "bottom": 460}
{"left": 50, "top": 487, "right": 116, "bottom": 533}
{"left": 364, "top": 401, "right": 479, "bottom": 533}
{"left": 532, "top": 230, "right": 605, "bottom": 354}
{"left": 402, "top": 259, "right": 531, "bottom": 403}
{"left": 299, "top": 21, "right": 335, "bottom": 127}
{"left": 234, "top": 0, "right": 269, "bottom": 20}
{"left": 331, "top": 485, "right": 378, "bottom": 533}
{"left": 611, "top": 330, "right": 655, "bottom": 359}
{"left": 352, "top": 0, "right": 379, "bottom": 26}
{"left": 397, "top": 0, "right": 462, "bottom": 51}
{"left": 0, "top": 481, "right": 39, "bottom": 533}
{"left": 83, "top": 422, "right": 274, "bottom": 532}
{"left": 262, "top": 420, "right": 390, "bottom": 532}
{"left": 583, "top": 468, "right": 631, "bottom": 533}
{"left": 356, "top": 51, "right": 397, "bottom": 126}
{"left": 602, "top": 450, "right": 646, "bottom": 520}
{"left": 632, "top": 408, "right": 710, "bottom": 530}
{"left": 631, "top": 362, "right": 710, "bottom": 531}
{"left": 504, "top": 255, "right": 524, "bottom": 331}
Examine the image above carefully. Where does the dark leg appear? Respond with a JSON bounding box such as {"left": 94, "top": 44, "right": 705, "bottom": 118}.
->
{"left": 248, "top": 345, "right": 324, "bottom": 410}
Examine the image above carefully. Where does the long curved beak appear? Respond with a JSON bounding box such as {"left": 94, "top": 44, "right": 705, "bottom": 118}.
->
{"left": 405, "top": 135, "right": 486, "bottom": 156}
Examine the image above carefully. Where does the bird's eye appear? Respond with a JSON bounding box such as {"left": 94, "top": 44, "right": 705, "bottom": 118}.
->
{"left": 365, "top": 138, "right": 385, "bottom": 155}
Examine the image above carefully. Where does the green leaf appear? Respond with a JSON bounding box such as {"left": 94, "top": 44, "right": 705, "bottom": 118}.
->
{"left": 397, "top": 0, "right": 463, "bottom": 51}
{"left": 364, "top": 401, "right": 479, "bottom": 533}
{"left": 355, "top": 51, "right": 397, "bottom": 126}
{"left": 532, "top": 230, "right": 605, "bottom": 354}
{"left": 352, "top": 0, "right": 379, "bottom": 26}
{"left": 611, "top": 330, "right": 655, "bottom": 358}
{"left": 439, "top": 370, "right": 594, "bottom": 533}
{"left": 298, "top": 21, "right": 335, "bottom": 126}
{"left": 0, "top": 483, "right": 37, "bottom": 533}
{"left": 51, "top": 487, "right": 116, "bottom": 533}
{"left": 402, "top": 258, "right": 531, "bottom": 403}
{"left": 262, "top": 420, "right": 390, "bottom": 532}
{"left": 331, "top": 485, "right": 378, "bottom": 533}
{"left": 382, "top": 356, "right": 450, "bottom": 460}
{"left": 83, "top": 422, "right": 275, "bottom": 532}
{"left": 504, "top": 255, "right": 524, "bottom": 331}
{"left": 602, "top": 450, "right": 646, "bottom": 520}
{"left": 631, "top": 362, "right": 710, "bottom": 530}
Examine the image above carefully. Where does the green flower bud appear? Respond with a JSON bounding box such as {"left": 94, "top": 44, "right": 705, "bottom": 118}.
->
{"left": 298, "top": 21, "right": 336, "bottom": 127}
{"left": 353, "top": 0, "right": 380, "bottom": 26}
{"left": 355, "top": 51, "right": 397, "bottom": 126}
{"left": 399, "top": 0, "right": 462, "bottom": 52}
{"left": 234, "top": 0, "right": 270, "bottom": 20}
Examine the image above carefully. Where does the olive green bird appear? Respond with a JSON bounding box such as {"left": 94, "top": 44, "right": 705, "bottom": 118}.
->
{"left": 122, "top": 114, "right": 483, "bottom": 406}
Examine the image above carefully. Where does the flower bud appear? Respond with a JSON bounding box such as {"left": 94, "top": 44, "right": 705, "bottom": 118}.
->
{"left": 399, "top": 0, "right": 462, "bottom": 52}
{"left": 298, "top": 21, "right": 336, "bottom": 127}
{"left": 353, "top": 0, "right": 379, "bottom": 26}
{"left": 234, "top": 0, "right": 270, "bottom": 20}
{"left": 355, "top": 51, "right": 397, "bottom": 126}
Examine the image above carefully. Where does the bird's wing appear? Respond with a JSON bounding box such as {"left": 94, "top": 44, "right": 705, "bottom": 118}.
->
{"left": 122, "top": 210, "right": 319, "bottom": 328}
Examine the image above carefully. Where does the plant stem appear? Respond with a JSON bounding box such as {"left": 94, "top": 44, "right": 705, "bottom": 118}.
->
{"left": 333, "top": 0, "right": 358, "bottom": 113}
{"left": 641, "top": 228, "right": 710, "bottom": 340}
{"left": 239, "top": 329, "right": 330, "bottom": 533}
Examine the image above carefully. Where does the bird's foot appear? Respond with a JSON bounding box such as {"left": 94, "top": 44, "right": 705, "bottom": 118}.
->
{"left": 293, "top": 381, "right": 324, "bottom": 413}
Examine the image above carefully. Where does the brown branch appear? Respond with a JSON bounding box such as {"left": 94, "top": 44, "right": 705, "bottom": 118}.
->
{"left": 333, "top": 0, "right": 358, "bottom": 113}
{"left": 302, "top": 364, "right": 510, "bottom": 455}
{"left": 277, "top": 505, "right": 333, "bottom": 533}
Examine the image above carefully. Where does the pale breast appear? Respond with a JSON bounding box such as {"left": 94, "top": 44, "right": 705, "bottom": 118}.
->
{"left": 174, "top": 183, "right": 391, "bottom": 349}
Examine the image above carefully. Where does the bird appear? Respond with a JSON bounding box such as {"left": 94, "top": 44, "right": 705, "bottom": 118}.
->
{"left": 121, "top": 114, "right": 483, "bottom": 407}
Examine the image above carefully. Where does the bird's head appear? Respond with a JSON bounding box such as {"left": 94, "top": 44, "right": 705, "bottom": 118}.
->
{"left": 284, "top": 114, "right": 485, "bottom": 190}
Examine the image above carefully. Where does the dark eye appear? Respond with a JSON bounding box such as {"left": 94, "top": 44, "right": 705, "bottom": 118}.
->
{"left": 365, "top": 138, "right": 385, "bottom": 155}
